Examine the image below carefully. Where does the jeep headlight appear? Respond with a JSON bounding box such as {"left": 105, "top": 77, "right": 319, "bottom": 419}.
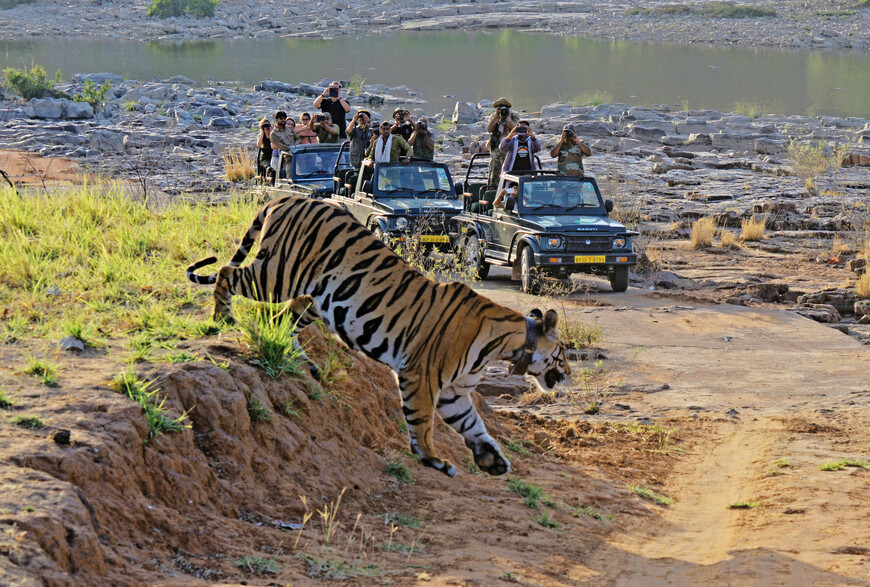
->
{"left": 544, "top": 236, "right": 564, "bottom": 250}
{"left": 613, "top": 237, "right": 626, "bottom": 249}
{"left": 395, "top": 217, "right": 409, "bottom": 230}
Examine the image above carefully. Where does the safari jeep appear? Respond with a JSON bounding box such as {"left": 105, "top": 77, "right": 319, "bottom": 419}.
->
{"left": 454, "top": 168, "right": 637, "bottom": 294}
{"left": 331, "top": 157, "right": 463, "bottom": 254}
{"left": 272, "top": 143, "right": 351, "bottom": 198}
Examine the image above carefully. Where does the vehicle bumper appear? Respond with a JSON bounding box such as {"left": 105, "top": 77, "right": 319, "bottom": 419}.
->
{"left": 532, "top": 252, "right": 637, "bottom": 268}
{"left": 387, "top": 231, "right": 453, "bottom": 250}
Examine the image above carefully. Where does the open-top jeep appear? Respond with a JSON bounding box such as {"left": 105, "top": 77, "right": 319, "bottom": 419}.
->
{"left": 272, "top": 143, "right": 351, "bottom": 198}
{"left": 455, "top": 155, "right": 637, "bottom": 294}
{"left": 331, "top": 156, "right": 463, "bottom": 254}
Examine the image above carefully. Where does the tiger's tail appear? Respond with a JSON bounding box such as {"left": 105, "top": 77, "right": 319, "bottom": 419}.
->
{"left": 186, "top": 256, "right": 219, "bottom": 284}
{"left": 186, "top": 202, "right": 269, "bottom": 285}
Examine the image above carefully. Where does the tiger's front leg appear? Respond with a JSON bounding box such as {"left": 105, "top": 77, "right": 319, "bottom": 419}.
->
{"left": 437, "top": 387, "right": 510, "bottom": 476}
{"left": 398, "top": 376, "right": 457, "bottom": 477}
{"left": 284, "top": 295, "right": 323, "bottom": 380}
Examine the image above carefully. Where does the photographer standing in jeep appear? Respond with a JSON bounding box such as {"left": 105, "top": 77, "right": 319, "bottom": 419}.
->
{"left": 308, "top": 111, "right": 340, "bottom": 144}
{"left": 390, "top": 108, "right": 415, "bottom": 142}
{"left": 409, "top": 119, "right": 435, "bottom": 161}
{"left": 485, "top": 97, "right": 520, "bottom": 186}
{"left": 347, "top": 109, "right": 373, "bottom": 169}
{"left": 313, "top": 81, "right": 351, "bottom": 139}
{"left": 550, "top": 124, "right": 591, "bottom": 176}
{"left": 499, "top": 120, "right": 541, "bottom": 174}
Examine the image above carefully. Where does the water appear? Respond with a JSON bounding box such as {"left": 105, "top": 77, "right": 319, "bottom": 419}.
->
{"left": 2, "top": 30, "right": 869, "bottom": 118}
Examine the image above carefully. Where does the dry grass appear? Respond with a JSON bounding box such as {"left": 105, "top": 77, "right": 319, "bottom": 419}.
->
{"left": 690, "top": 217, "right": 716, "bottom": 249}
{"left": 223, "top": 147, "right": 256, "bottom": 182}
{"left": 857, "top": 272, "right": 870, "bottom": 300}
{"left": 719, "top": 229, "right": 740, "bottom": 250}
{"left": 787, "top": 140, "right": 843, "bottom": 181}
{"left": 740, "top": 215, "right": 767, "bottom": 242}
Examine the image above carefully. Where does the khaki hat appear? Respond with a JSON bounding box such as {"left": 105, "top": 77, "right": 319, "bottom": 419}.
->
{"left": 392, "top": 107, "right": 409, "bottom": 118}
{"left": 493, "top": 97, "right": 512, "bottom": 108}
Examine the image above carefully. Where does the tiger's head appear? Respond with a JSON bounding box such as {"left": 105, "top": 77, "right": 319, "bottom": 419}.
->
{"left": 520, "top": 309, "right": 571, "bottom": 392}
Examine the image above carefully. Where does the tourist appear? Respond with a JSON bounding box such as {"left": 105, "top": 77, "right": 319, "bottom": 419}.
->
{"left": 295, "top": 112, "right": 318, "bottom": 144}
{"left": 485, "top": 97, "right": 520, "bottom": 186}
{"left": 550, "top": 124, "right": 591, "bottom": 176}
{"left": 409, "top": 119, "right": 435, "bottom": 161}
{"left": 347, "top": 109, "right": 373, "bottom": 169}
{"left": 499, "top": 121, "right": 540, "bottom": 174}
{"left": 390, "top": 108, "right": 415, "bottom": 142}
{"left": 313, "top": 81, "right": 351, "bottom": 139}
{"left": 256, "top": 117, "right": 274, "bottom": 184}
{"left": 269, "top": 110, "right": 299, "bottom": 178}
{"left": 308, "top": 111, "right": 340, "bottom": 144}
{"left": 491, "top": 181, "right": 518, "bottom": 211}
{"left": 366, "top": 121, "right": 413, "bottom": 164}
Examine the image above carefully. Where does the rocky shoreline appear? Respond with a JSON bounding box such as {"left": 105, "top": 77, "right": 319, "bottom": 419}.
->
{"left": 1, "top": 0, "right": 869, "bottom": 50}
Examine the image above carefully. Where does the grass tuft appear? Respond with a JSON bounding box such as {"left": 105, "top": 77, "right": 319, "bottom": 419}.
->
{"left": 572, "top": 502, "right": 612, "bottom": 521}
{"left": 690, "top": 217, "right": 716, "bottom": 249}
{"left": 23, "top": 356, "right": 59, "bottom": 387}
{"left": 12, "top": 415, "right": 44, "bottom": 429}
{"left": 508, "top": 478, "right": 555, "bottom": 509}
{"left": 728, "top": 501, "right": 760, "bottom": 509}
{"left": 628, "top": 485, "right": 674, "bottom": 506}
{"left": 235, "top": 555, "right": 281, "bottom": 576}
{"left": 111, "top": 369, "right": 191, "bottom": 442}
{"left": 239, "top": 303, "right": 308, "bottom": 379}
{"left": 0, "top": 391, "right": 14, "bottom": 409}
{"left": 535, "top": 512, "right": 560, "bottom": 529}
{"left": 856, "top": 272, "right": 870, "bottom": 300}
{"left": 246, "top": 396, "right": 272, "bottom": 423}
{"left": 818, "top": 458, "right": 870, "bottom": 471}
{"left": 719, "top": 229, "right": 740, "bottom": 249}
{"left": 223, "top": 147, "right": 256, "bottom": 182}
{"left": 741, "top": 215, "right": 766, "bottom": 241}
{"left": 384, "top": 454, "right": 414, "bottom": 483}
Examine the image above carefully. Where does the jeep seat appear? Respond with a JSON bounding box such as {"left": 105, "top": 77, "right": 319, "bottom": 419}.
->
{"left": 470, "top": 189, "right": 496, "bottom": 215}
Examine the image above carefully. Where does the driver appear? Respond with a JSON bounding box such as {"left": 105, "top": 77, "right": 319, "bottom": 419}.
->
{"left": 492, "top": 181, "right": 518, "bottom": 211}
{"left": 378, "top": 166, "right": 404, "bottom": 191}
{"left": 551, "top": 183, "right": 573, "bottom": 207}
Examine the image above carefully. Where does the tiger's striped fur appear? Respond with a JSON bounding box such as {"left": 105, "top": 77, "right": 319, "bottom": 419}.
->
{"left": 187, "top": 195, "right": 570, "bottom": 477}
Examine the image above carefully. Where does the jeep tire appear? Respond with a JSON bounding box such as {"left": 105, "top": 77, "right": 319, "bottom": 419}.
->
{"left": 521, "top": 246, "right": 542, "bottom": 295}
{"left": 463, "top": 233, "right": 490, "bottom": 280}
{"left": 610, "top": 265, "right": 629, "bottom": 292}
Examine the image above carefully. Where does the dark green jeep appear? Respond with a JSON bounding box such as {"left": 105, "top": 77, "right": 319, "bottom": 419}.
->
{"left": 330, "top": 158, "right": 463, "bottom": 254}
{"left": 455, "top": 160, "right": 637, "bottom": 294}
{"left": 271, "top": 143, "right": 351, "bottom": 199}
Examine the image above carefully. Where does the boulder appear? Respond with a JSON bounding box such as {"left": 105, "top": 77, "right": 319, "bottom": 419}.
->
{"left": 71, "top": 72, "right": 124, "bottom": 86}
{"left": 175, "top": 108, "right": 197, "bottom": 126}
{"left": 255, "top": 80, "right": 299, "bottom": 93}
{"left": 452, "top": 101, "right": 479, "bottom": 124}
{"left": 66, "top": 101, "right": 94, "bottom": 119}
{"left": 200, "top": 105, "right": 227, "bottom": 125}
{"left": 856, "top": 299, "right": 870, "bottom": 318}
{"left": 26, "top": 98, "right": 65, "bottom": 119}
{"left": 208, "top": 116, "right": 238, "bottom": 128}
{"left": 88, "top": 130, "right": 125, "bottom": 153}
{"left": 164, "top": 75, "right": 195, "bottom": 86}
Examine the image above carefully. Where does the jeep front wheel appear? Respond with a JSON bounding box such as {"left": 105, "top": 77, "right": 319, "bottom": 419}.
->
{"left": 463, "top": 233, "right": 490, "bottom": 280}
{"left": 610, "top": 265, "right": 629, "bottom": 292}
{"left": 521, "top": 246, "right": 542, "bottom": 295}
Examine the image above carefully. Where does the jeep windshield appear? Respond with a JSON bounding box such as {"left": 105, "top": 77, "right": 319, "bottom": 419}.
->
{"left": 520, "top": 179, "right": 603, "bottom": 213}
{"left": 294, "top": 150, "right": 349, "bottom": 178}
{"left": 375, "top": 164, "right": 453, "bottom": 197}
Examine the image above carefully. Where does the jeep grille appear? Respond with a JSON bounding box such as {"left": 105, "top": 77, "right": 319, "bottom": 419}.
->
{"left": 565, "top": 235, "right": 612, "bottom": 252}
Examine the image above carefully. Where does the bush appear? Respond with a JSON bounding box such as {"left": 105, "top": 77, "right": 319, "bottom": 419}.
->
{"left": 690, "top": 217, "right": 716, "bottom": 249}
{"left": 147, "top": 0, "right": 219, "bottom": 18}
{"left": 2, "top": 64, "right": 62, "bottom": 100}
{"left": 74, "top": 79, "right": 112, "bottom": 108}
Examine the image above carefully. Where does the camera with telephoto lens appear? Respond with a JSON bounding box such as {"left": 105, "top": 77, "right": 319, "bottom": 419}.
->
{"left": 498, "top": 106, "right": 509, "bottom": 118}
{"left": 564, "top": 128, "right": 575, "bottom": 138}
{"left": 315, "top": 114, "right": 324, "bottom": 123}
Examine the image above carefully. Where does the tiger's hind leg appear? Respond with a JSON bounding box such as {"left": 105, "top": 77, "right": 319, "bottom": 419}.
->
{"left": 283, "top": 295, "right": 323, "bottom": 380}
{"left": 398, "top": 375, "right": 457, "bottom": 477}
{"left": 437, "top": 386, "right": 510, "bottom": 476}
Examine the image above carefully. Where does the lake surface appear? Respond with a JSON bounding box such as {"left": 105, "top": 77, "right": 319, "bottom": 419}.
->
{"left": 3, "top": 31, "right": 869, "bottom": 118}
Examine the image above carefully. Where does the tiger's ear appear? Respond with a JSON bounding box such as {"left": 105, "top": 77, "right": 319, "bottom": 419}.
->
{"left": 543, "top": 309, "right": 559, "bottom": 341}
{"left": 528, "top": 309, "right": 543, "bottom": 320}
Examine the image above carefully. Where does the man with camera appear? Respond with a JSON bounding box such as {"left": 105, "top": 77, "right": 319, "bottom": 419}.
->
{"left": 409, "top": 119, "right": 435, "bottom": 161}
{"left": 268, "top": 110, "right": 300, "bottom": 178}
{"left": 550, "top": 124, "right": 591, "bottom": 176}
{"left": 390, "top": 108, "right": 415, "bottom": 142}
{"left": 313, "top": 81, "right": 351, "bottom": 139}
{"left": 486, "top": 97, "right": 520, "bottom": 186}
{"left": 347, "top": 109, "right": 373, "bottom": 169}
{"left": 499, "top": 120, "right": 541, "bottom": 174}
{"left": 365, "top": 121, "right": 413, "bottom": 164}
{"left": 308, "top": 111, "right": 340, "bottom": 144}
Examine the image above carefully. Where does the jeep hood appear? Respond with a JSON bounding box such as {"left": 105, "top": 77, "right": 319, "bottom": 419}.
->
{"left": 377, "top": 197, "right": 463, "bottom": 216}
{"left": 522, "top": 214, "right": 629, "bottom": 233}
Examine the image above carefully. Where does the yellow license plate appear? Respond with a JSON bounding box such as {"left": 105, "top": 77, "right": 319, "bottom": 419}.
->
{"left": 420, "top": 235, "right": 449, "bottom": 243}
{"left": 574, "top": 255, "right": 606, "bottom": 263}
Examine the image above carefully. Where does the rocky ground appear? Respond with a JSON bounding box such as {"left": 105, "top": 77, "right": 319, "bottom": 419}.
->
{"left": 1, "top": 0, "right": 869, "bottom": 50}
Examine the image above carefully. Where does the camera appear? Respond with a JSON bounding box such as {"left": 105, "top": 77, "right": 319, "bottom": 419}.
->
{"left": 516, "top": 126, "right": 528, "bottom": 135}
{"left": 564, "top": 129, "right": 575, "bottom": 138}
{"left": 416, "top": 121, "right": 427, "bottom": 131}
{"left": 315, "top": 114, "right": 324, "bottom": 123}
{"left": 328, "top": 86, "right": 339, "bottom": 98}
{"left": 498, "top": 106, "right": 509, "bottom": 118}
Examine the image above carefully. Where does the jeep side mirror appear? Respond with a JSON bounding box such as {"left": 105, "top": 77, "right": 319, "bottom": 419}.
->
{"left": 455, "top": 184, "right": 463, "bottom": 196}
{"left": 605, "top": 199, "right": 613, "bottom": 214}
{"left": 504, "top": 196, "right": 516, "bottom": 213}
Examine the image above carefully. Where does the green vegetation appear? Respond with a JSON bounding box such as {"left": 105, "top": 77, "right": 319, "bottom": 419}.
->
{"left": 572, "top": 90, "right": 613, "bottom": 107}
{"left": 111, "top": 369, "right": 191, "bottom": 442}
{"left": 246, "top": 396, "right": 272, "bottom": 423}
{"left": 74, "top": 79, "right": 112, "bottom": 109}
{"left": 284, "top": 398, "right": 304, "bottom": 420}
{"left": 0, "top": 0, "right": 37, "bottom": 9}
{"left": 239, "top": 302, "right": 308, "bottom": 379}
{"left": 0, "top": 391, "right": 13, "bottom": 409}
{"left": 787, "top": 139, "right": 844, "bottom": 181}
{"left": 773, "top": 458, "right": 790, "bottom": 468}
{"left": 346, "top": 73, "right": 366, "bottom": 94}
{"left": 12, "top": 415, "right": 45, "bottom": 429}
{"left": 302, "top": 554, "right": 379, "bottom": 580}
{"left": 147, "top": 0, "right": 219, "bottom": 18}
{"left": 818, "top": 458, "right": 870, "bottom": 471}
{"left": 627, "top": 2, "right": 776, "bottom": 18}
{"left": 381, "top": 541, "right": 423, "bottom": 554}
{"left": 628, "top": 485, "right": 674, "bottom": 506}
{"left": 535, "top": 512, "right": 560, "bottom": 529}
{"left": 508, "top": 478, "right": 555, "bottom": 509}
{"left": 2, "top": 64, "right": 62, "bottom": 100}
{"left": 235, "top": 555, "right": 281, "bottom": 576}
{"left": 383, "top": 455, "right": 414, "bottom": 483}
{"left": 23, "top": 357, "right": 59, "bottom": 387}
{"left": 559, "top": 315, "right": 604, "bottom": 350}
{"left": 572, "top": 502, "right": 612, "bottom": 521}
{"left": 734, "top": 100, "right": 765, "bottom": 119}
{"left": 383, "top": 513, "right": 423, "bottom": 528}
{"left": 728, "top": 501, "right": 760, "bottom": 509}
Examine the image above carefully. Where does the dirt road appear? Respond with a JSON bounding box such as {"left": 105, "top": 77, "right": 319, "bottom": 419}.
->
{"left": 479, "top": 270, "right": 870, "bottom": 585}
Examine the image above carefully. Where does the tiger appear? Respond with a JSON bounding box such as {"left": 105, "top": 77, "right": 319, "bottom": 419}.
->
{"left": 186, "top": 195, "right": 570, "bottom": 477}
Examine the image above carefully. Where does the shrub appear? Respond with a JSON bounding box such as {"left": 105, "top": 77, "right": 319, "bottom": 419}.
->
{"left": 740, "top": 215, "right": 766, "bottom": 241}
{"left": 719, "top": 229, "right": 740, "bottom": 249}
{"left": 223, "top": 147, "right": 256, "bottom": 182}
{"left": 690, "top": 217, "right": 716, "bottom": 249}
{"left": 74, "top": 79, "right": 112, "bottom": 109}
{"left": 856, "top": 272, "right": 870, "bottom": 300}
{"left": 2, "top": 64, "right": 62, "bottom": 100}
{"left": 147, "top": 0, "right": 219, "bottom": 18}
{"left": 787, "top": 140, "right": 843, "bottom": 180}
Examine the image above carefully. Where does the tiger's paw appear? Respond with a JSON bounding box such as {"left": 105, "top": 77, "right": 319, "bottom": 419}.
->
{"left": 472, "top": 442, "right": 511, "bottom": 476}
{"left": 421, "top": 457, "right": 457, "bottom": 478}
{"left": 212, "top": 311, "right": 235, "bottom": 326}
{"left": 307, "top": 362, "right": 322, "bottom": 381}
